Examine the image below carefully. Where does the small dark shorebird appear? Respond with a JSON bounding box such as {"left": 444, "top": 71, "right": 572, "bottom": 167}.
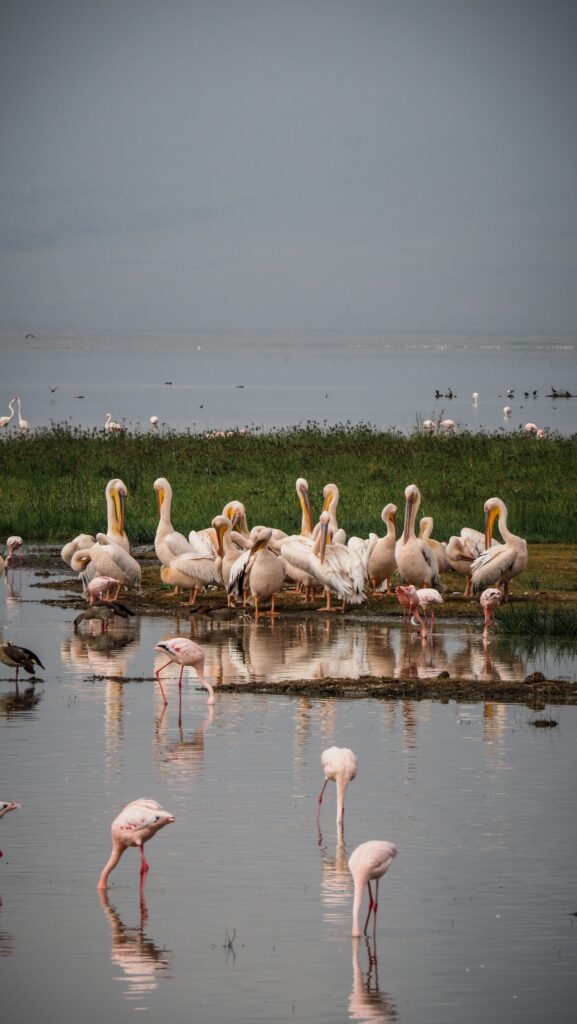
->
{"left": 0, "top": 641, "right": 44, "bottom": 684}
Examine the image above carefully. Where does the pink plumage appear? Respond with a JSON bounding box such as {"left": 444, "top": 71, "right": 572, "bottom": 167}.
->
{"left": 154, "top": 637, "right": 215, "bottom": 706}
{"left": 97, "top": 797, "right": 175, "bottom": 891}
{"left": 348, "top": 840, "right": 398, "bottom": 937}
{"left": 318, "top": 746, "right": 358, "bottom": 829}
{"left": 480, "top": 587, "right": 502, "bottom": 633}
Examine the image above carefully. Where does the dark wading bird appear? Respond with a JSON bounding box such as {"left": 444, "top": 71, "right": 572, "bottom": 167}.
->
{"left": 0, "top": 642, "right": 44, "bottom": 684}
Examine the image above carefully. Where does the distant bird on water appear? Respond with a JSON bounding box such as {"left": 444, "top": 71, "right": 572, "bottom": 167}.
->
{"left": 0, "top": 801, "right": 20, "bottom": 858}
{"left": 97, "top": 798, "right": 175, "bottom": 891}
{"left": 155, "top": 637, "right": 216, "bottom": 706}
{"left": 150, "top": 415, "right": 159, "bottom": 429}
{"left": 318, "top": 746, "right": 358, "bottom": 830}
{"left": 348, "top": 840, "right": 398, "bottom": 937}
{"left": 0, "top": 641, "right": 44, "bottom": 683}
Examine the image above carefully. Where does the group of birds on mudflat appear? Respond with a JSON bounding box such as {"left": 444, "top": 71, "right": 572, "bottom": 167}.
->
{"left": 422, "top": 387, "right": 559, "bottom": 437}
{"left": 57, "top": 475, "right": 526, "bottom": 634}
{"left": 1, "top": 471, "right": 527, "bottom": 935}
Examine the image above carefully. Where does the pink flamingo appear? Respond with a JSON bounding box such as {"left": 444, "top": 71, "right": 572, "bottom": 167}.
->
{"left": 0, "top": 801, "right": 20, "bottom": 858}
{"left": 348, "top": 840, "right": 398, "bottom": 937}
{"left": 480, "top": 587, "right": 502, "bottom": 634}
{"left": 395, "top": 584, "right": 421, "bottom": 625}
{"left": 317, "top": 747, "right": 358, "bottom": 830}
{"left": 154, "top": 637, "right": 216, "bottom": 710}
{"left": 415, "top": 587, "right": 443, "bottom": 632}
{"left": 97, "top": 798, "right": 175, "bottom": 891}
{"left": 86, "top": 575, "right": 120, "bottom": 604}
{"left": 5, "top": 536, "right": 23, "bottom": 572}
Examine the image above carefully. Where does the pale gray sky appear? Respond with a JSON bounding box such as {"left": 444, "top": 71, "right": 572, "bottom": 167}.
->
{"left": 1, "top": 0, "right": 576, "bottom": 333}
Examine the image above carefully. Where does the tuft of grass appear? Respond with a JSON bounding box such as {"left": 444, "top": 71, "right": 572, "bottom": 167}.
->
{"left": 496, "top": 603, "right": 577, "bottom": 638}
{"left": 1, "top": 422, "right": 576, "bottom": 544}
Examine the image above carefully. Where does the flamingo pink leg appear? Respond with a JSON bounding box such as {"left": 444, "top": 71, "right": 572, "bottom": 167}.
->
{"left": 317, "top": 779, "right": 328, "bottom": 822}
{"left": 155, "top": 660, "right": 173, "bottom": 704}
{"left": 363, "top": 880, "right": 375, "bottom": 934}
{"left": 139, "top": 845, "right": 150, "bottom": 892}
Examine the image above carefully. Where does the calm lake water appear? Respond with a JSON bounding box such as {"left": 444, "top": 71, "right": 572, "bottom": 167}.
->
{"left": 1, "top": 329, "right": 576, "bottom": 435}
{"left": 1, "top": 566, "right": 577, "bottom": 1023}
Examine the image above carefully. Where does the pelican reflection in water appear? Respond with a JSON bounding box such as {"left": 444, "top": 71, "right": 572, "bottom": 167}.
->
{"left": 98, "top": 890, "right": 171, "bottom": 1007}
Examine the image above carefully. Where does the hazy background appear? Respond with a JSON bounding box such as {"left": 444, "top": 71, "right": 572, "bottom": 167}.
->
{"left": 1, "top": 0, "right": 576, "bottom": 334}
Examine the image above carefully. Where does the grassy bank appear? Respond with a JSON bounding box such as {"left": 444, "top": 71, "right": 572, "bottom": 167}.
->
{"left": 3, "top": 423, "right": 576, "bottom": 543}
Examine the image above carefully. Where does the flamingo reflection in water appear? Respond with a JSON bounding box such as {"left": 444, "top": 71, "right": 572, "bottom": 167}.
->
{"left": 349, "top": 934, "right": 398, "bottom": 1024}
{"left": 318, "top": 836, "right": 353, "bottom": 919}
{"left": 98, "top": 890, "right": 172, "bottom": 1005}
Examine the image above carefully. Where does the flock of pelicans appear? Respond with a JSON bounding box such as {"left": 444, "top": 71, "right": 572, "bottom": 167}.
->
{"left": 0, "top": 474, "right": 528, "bottom": 936}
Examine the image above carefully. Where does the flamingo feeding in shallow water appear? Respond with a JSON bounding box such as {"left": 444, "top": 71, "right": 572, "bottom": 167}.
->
{"left": 348, "top": 840, "right": 398, "bottom": 937}
{"left": 317, "top": 747, "right": 358, "bottom": 831}
{"left": 480, "top": 587, "right": 502, "bottom": 634}
{"left": 155, "top": 637, "right": 216, "bottom": 710}
{"left": 97, "top": 798, "right": 175, "bottom": 891}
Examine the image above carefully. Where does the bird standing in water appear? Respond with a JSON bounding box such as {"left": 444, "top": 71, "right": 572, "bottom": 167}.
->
{"left": 480, "top": 587, "right": 502, "bottom": 634}
{"left": 155, "top": 638, "right": 216, "bottom": 708}
{"left": 97, "top": 798, "right": 175, "bottom": 891}
{"left": 317, "top": 747, "right": 358, "bottom": 831}
{"left": 0, "top": 641, "right": 44, "bottom": 684}
{"left": 348, "top": 840, "right": 398, "bottom": 937}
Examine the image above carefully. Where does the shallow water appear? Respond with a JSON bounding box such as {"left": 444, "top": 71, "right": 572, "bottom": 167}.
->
{"left": 2, "top": 568, "right": 577, "bottom": 1023}
{"left": 1, "top": 330, "right": 576, "bottom": 435}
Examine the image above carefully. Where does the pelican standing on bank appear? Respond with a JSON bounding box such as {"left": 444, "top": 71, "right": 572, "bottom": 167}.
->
{"left": 367, "top": 503, "right": 397, "bottom": 594}
{"left": 97, "top": 798, "right": 175, "bottom": 891}
{"left": 153, "top": 477, "right": 194, "bottom": 566}
{"left": 245, "top": 526, "right": 287, "bottom": 618}
{"left": 71, "top": 534, "right": 141, "bottom": 595}
{"left": 471, "top": 497, "right": 528, "bottom": 602}
{"left": 395, "top": 485, "right": 441, "bottom": 589}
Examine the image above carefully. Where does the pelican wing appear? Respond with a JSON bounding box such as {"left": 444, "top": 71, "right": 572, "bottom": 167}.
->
{"left": 227, "top": 549, "right": 252, "bottom": 597}
{"left": 169, "top": 552, "right": 220, "bottom": 586}
{"left": 471, "top": 544, "right": 517, "bottom": 592}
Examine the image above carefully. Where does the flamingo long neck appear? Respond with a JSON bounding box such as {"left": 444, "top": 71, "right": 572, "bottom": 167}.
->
{"left": 197, "top": 671, "right": 215, "bottom": 705}
{"left": 351, "top": 878, "right": 364, "bottom": 937}
{"left": 97, "top": 841, "right": 125, "bottom": 889}
{"left": 335, "top": 776, "right": 347, "bottom": 828}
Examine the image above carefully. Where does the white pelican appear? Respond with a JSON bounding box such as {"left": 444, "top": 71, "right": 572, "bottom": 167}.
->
{"left": 104, "top": 412, "right": 125, "bottom": 433}
{"left": 422, "top": 419, "right": 436, "bottom": 432}
{"left": 153, "top": 478, "right": 193, "bottom": 566}
{"left": 418, "top": 516, "right": 448, "bottom": 573}
{"left": 62, "top": 479, "right": 129, "bottom": 570}
{"left": 445, "top": 526, "right": 498, "bottom": 597}
{"left": 16, "top": 397, "right": 28, "bottom": 433}
{"left": 282, "top": 512, "right": 373, "bottom": 611}
{"left": 471, "top": 497, "right": 528, "bottom": 602}
{"left": 161, "top": 548, "right": 221, "bottom": 605}
{"left": 279, "top": 478, "right": 317, "bottom": 599}
{"left": 212, "top": 514, "right": 247, "bottom": 604}
{"left": 245, "top": 526, "right": 287, "bottom": 618}
{"left": 367, "top": 503, "right": 397, "bottom": 594}
{"left": 319, "top": 483, "right": 347, "bottom": 543}
{"left": 395, "top": 484, "right": 441, "bottom": 589}
{"left": 0, "top": 398, "right": 17, "bottom": 432}
{"left": 72, "top": 534, "right": 141, "bottom": 595}
{"left": 61, "top": 533, "right": 97, "bottom": 568}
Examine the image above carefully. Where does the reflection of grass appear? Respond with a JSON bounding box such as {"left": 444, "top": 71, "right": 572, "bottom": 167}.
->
{"left": 1, "top": 422, "right": 577, "bottom": 544}
{"left": 496, "top": 604, "right": 577, "bottom": 637}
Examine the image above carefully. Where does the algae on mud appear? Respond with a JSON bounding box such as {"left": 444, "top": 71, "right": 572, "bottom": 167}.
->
{"left": 2, "top": 424, "right": 577, "bottom": 543}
